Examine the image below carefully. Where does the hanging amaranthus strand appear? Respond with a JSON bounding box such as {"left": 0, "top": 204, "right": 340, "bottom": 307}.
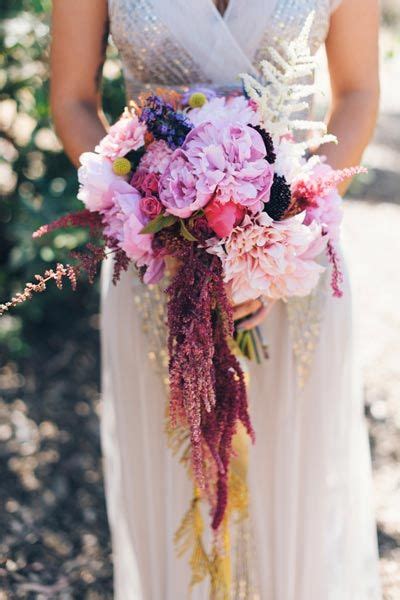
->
{"left": 165, "top": 235, "right": 254, "bottom": 529}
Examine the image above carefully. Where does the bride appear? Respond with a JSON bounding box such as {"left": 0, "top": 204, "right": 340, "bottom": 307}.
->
{"left": 50, "top": 0, "right": 381, "bottom": 598}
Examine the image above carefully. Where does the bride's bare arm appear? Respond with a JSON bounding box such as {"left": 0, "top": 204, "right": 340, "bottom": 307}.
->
{"left": 321, "top": 0, "right": 380, "bottom": 192}
{"left": 51, "top": 0, "right": 110, "bottom": 166}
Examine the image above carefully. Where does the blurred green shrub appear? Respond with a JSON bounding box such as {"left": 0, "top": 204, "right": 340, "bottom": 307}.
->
{"left": 0, "top": 1, "right": 125, "bottom": 360}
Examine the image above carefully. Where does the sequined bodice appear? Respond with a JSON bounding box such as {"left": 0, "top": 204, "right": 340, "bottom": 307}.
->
{"left": 108, "top": 0, "right": 340, "bottom": 99}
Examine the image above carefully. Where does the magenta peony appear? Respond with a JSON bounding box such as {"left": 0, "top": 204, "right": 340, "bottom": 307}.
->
{"left": 78, "top": 152, "right": 124, "bottom": 212}
{"left": 159, "top": 121, "right": 274, "bottom": 218}
{"left": 137, "top": 139, "right": 173, "bottom": 175}
{"left": 95, "top": 113, "right": 146, "bottom": 160}
{"left": 204, "top": 197, "right": 245, "bottom": 238}
{"left": 210, "top": 213, "right": 325, "bottom": 304}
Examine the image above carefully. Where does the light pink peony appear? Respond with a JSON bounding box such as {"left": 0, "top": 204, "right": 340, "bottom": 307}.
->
{"left": 209, "top": 213, "right": 325, "bottom": 304}
{"left": 159, "top": 121, "right": 273, "bottom": 218}
{"left": 185, "top": 122, "right": 273, "bottom": 210}
{"left": 188, "top": 95, "right": 257, "bottom": 128}
{"left": 96, "top": 113, "right": 146, "bottom": 160}
{"left": 204, "top": 197, "right": 245, "bottom": 238}
{"left": 137, "top": 140, "right": 173, "bottom": 175}
{"left": 102, "top": 185, "right": 164, "bottom": 283}
{"left": 78, "top": 152, "right": 123, "bottom": 212}
{"left": 158, "top": 149, "right": 207, "bottom": 218}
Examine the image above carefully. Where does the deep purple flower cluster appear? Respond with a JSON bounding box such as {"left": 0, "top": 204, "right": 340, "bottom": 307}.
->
{"left": 140, "top": 95, "right": 193, "bottom": 149}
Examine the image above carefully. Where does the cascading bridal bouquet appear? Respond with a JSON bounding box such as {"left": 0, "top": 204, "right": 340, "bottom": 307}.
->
{"left": 1, "top": 14, "right": 366, "bottom": 596}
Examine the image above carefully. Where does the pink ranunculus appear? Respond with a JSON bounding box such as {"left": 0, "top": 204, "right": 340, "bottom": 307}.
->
{"left": 138, "top": 140, "right": 173, "bottom": 175}
{"left": 131, "top": 170, "right": 160, "bottom": 196}
{"left": 159, "top": 149, "right": 209, "bottom": 218}
{"left": 208, "top": 213, "right": 325, "bottom": 304}
{"left": 139, "top": 195, "right": 163, "bottom": 219}
{"left": 78, "top": 152, "right": 124, "bottom": 212}
{"left": 96, "top": 113, "right": 146, "bottom": 160}
{"left": 204, "top": 197, "right": 245, "bottom": 238}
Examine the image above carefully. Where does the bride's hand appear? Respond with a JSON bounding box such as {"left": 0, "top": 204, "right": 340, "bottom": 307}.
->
{"left": 233, "top": 299, "right": 275, "bottom": 331}
{"left": 226, "top": 283, "right": 275, "bottom": 330}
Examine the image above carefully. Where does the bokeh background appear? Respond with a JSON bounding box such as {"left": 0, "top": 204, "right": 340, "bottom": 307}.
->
{"left": 0, "top": 1, "right": 399, "bottom": 598}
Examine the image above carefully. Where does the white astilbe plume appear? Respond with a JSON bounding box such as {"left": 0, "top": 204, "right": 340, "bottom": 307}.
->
{"left": 240, "top": 11, "right": 337, "bottom": 150}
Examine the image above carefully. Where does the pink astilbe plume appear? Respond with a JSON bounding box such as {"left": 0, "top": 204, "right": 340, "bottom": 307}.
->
{"left": 32, "top": 210, "right": 103, "bottom": 239}
{"left": 0, "top": 263, "right": 78, "bottom": 316}
{"left": 0, "top": 242, "right": 110, "bottom": 316}
{"left": 292, "top": 165, "right": 367, "bottom": 206}
{"left": 291, "top": 164, "right": 367, "bottom": 297}
{"left": 164, "top": 235, "right": 253, "bottom": 528}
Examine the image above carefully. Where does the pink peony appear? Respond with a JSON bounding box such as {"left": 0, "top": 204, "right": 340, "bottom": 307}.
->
{"left": 139, "top": 195, "right": 162, "bottom": 219}
{"left": 204, "top": 197, "right": 245, "bottom": 238}
{"left": 209, "top": 213, "right": 325, "bottom": 304}
{"left": 78, "top": 152, "right": 123, "bottom": 212}
{"left": 96, "top": 113, "right": 146, "bottom": 160}
{"left": 102, "top": 185, "right": 164, "bottom": 283}
{"left": 159, "top": 121, "right": 273, "bottom": 218}
{"left": 137, "top": 140, "right": 173, "bottom": 175}
{"left": 158, "top": 149, "right": 207, "bottom": 218}
{"left": 185, "top": 122, "right": 273, "bottom": 210}
{"left": 131, "top": 170, "right": 159, "bottom": 196}
{"left": 188, "top": 95, "right": 257, "bottom": 128}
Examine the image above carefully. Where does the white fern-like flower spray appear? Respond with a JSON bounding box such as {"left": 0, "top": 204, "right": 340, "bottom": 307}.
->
{"left": 240, "top": 11, "right": 337, "bottom": 154}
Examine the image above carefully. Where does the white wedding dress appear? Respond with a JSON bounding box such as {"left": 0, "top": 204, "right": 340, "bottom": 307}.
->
{"left": 100, "top": 1, "right": 382, "bottom": 598}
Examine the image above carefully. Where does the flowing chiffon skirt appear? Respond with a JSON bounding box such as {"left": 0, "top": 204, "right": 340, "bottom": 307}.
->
{"left": 100, "top": 253, "right": 381, "bottom": 600}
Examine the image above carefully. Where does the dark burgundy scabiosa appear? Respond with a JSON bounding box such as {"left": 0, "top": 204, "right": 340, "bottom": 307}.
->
{"left": 265, "top": 174, "right": 292, "bottom": 221}
{"left": 140, "top": 95, "right": 193, "bottom": 149}
{"left": 163, "top": 233, "right": 254, "bottom": 529}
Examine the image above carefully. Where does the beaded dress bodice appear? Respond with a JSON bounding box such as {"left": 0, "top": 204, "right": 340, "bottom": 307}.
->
{"left": 108, "top": 0, "right": 340, "bottom": 99}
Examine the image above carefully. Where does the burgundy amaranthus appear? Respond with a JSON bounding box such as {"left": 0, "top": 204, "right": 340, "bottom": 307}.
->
{"left": 165, "top": 235, "right": 254, "bottom": 530}
{"left": 1, "top": 211, "right": 122, "bottom": 315}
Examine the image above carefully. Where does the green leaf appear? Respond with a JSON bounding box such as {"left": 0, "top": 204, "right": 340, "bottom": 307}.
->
{"left": 179, "top": 219, "right": 197, "bottom": 242}
{"left": 140, "top": 214, "right": 177, "bottom": 235}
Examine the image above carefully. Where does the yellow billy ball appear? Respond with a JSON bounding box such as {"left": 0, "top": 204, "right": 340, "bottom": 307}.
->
{"left": 188, "top": 92, "right": 207, "bottom": 109}
{"left": 112, "top": 157, "right": 131, "bottom": 176}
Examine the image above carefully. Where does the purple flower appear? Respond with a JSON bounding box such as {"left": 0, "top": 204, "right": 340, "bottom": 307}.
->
{"left": 159, "top": 149, "right": 209, "bottom": 218}
{"left": 159, "top": 121, "right": 274, "bottom": 218}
